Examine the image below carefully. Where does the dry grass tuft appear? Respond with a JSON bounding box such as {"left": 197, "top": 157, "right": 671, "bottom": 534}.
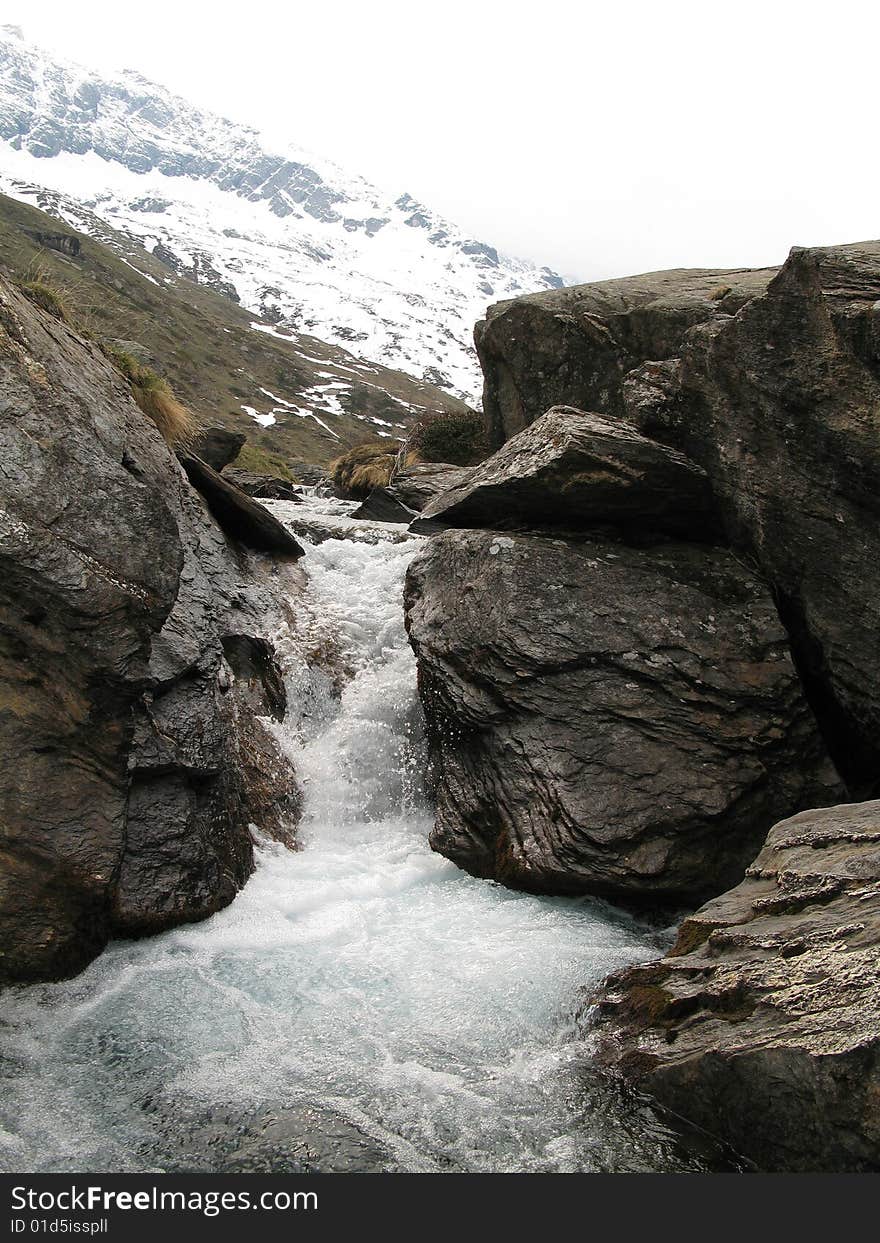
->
{"left": 103, "top": 345, "right": 199, "bottom": 447}
{"left": 329, "top": 441, "right": 399, "bottom": 498}
{"left": 132, "top": 382, "right": 198, "bottom": 448}
{"left": 20, "top": 279, "right": 72, "bottom": 323}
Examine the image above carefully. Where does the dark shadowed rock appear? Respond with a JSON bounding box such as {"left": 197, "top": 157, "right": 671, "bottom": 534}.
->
{"left": 419, "top": 405, "right": 718, "bottom": 537}
{"left": 221, "top": 634, "right": 288, "bottom": 721}
{"left": 592, "top": 799, "right": 880, "bottom": 1171}
{"left": 223, "top": 468, "right": 302, "bottom": 501}
{"left": 350, "top": 488, "right": 418, "bottom": 524}
{"left": 625, "top": 244, "right": 880, "bottom": 799}
{"left": 404, "top": 529, "right": 839, "bottom": 901}
{"left": 475, "top": 266, "right": 777, "bottom": 449}
{"left": 191, "top": 426, "right": 246, "bottom": 471}
{"left": 30, "top": 230, "right": 81, "bottom": 258}
{"left": 0, "top": 277, "right": 301, "bottom": 983}
{"left": 178, "top": 454, "right": 304, "bottom": 556}
{"left": 388, "top": 461, "right": 472, "bottom": 511}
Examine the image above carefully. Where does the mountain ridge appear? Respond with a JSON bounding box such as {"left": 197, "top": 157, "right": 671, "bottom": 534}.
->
{"left": 0, "top": 26, "right": 564, "bottom": 403}
{"left": 0, "top": 189, "right": 471, "bottom": 466}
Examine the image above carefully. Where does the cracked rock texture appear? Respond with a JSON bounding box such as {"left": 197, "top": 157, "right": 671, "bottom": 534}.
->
{"left": 418, "top": 405, "right": 718, "bottom": 538}
{"left": 388, "top": 462, "right": 472, "bottom": 512}
{"left": 404, "top": 528, "right": 839, "bottom": 901}
{"left": 475, "top": 266, "right": 776, "bottom": 450}
{"left": 475, "top": 244, "right": 880, "bottom": 799}
{"left": 0, "top": 277, "right": 301, "bottom": 984}
{"left": 592, "top": 800, "right": 880, "bottom": 1171}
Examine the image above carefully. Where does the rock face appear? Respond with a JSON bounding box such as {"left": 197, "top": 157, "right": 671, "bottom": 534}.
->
{"left": 474, "top": 244, "right": 880, "bottom": 799}
{"left": 350, "top": 488, "right": 418, "bottom": 524}
{"left": 458, "top": 243, "right": 880, "bottom": 1173}
{"left": 592, "top": 800, "right": 880, "bottom": 1171}
{"left": 475, "top": 266, "right": 777, "bottom": 449}
{"left": 0, "top": 277, "right": 301, "bottom": 984}
{"left": 419, "top": 406, "right": 717, "bottom": 537}
{"left": 223, "top": 468, "right": 302, "bottom": 502}
{"left": 404, "top": 529, "right": 839, "bottom": 901}
{"left": 289, "top": 461, "right": 329, "bottom": 487}
{"left": 178, "top": 454, "right": 304, "bottom": 555}
{"left": 345, "top": 462, "right": 473, "bottom": 526}
{"left": 388, "top": 462, "right": 472, "bottom": 511}
{"left": 634, "top": 245, "right": 880, "bottom": 800}
{"left": 191, "top": 426, "right": 246, "bottom": 471}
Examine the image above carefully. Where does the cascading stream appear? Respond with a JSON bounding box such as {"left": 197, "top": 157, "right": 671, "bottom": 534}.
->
{"left": 0, "top": 495, "right": 710, "bottom": 1173}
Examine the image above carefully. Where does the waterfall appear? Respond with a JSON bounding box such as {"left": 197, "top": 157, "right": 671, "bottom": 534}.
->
{"left": 0, "top": 495, "right": 707, "bottom": 1173}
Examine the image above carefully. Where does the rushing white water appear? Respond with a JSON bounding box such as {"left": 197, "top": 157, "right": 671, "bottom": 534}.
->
{"left": 0, "top": 496, "right": 711, "bottom": 1173}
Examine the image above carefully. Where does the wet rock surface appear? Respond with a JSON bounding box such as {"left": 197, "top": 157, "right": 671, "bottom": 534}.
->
{"left": 138, "top": 1101, "right": 397, "bottom": 1174}
{"left": 178, "top": 453, "right": 304, "bottom": 556}
{"left": 349, "top": 486, "right": 419, "bottom": 524}
{"left": 592, "top": 799, "right": 880, "bottom": 1171}
{"left": 222, "top": 468, "right": 303, "bottom": 501}
{"left": 419, "top": 405, "right": 717, "bottom": 537}
{"left": 404, "top": 529, "right": 839, "bottom": 901}
{"left": 629, "top": 245, "right": 880, "bottom": 799}
{"left": 0, "top": 277, "right": 301, "bottom": 983}
{"left": 461, "top": 241, "right": 880, "bottom": 1173}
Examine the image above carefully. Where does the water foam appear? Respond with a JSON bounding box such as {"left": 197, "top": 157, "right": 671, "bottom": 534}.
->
{"left": 0, "top": 496, "right": 699, "bottom": 1173}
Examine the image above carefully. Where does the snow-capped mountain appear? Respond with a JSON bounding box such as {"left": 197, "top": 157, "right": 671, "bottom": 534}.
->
{"left": 0, "top": 26, "right": 564, "bottom": 404}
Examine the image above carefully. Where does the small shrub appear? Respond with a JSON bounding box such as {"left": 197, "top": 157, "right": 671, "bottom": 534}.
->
{"left": 102, "top": 344, "right": 198, "bottom": 447}
{"left": 407, "top": 409, "right": 487, "bottom": 466}
{"left": 329, "top": 441, "right": 399, "bottom": 498}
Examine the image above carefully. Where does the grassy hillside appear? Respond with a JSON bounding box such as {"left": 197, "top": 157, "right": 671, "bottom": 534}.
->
{"left": 0, "top": 191, "right": 471, "bottom": 469}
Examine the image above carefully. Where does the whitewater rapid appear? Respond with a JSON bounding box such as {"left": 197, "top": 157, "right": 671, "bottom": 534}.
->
{"left": 0, "top": 496, "right": 707, "bottom": 1173}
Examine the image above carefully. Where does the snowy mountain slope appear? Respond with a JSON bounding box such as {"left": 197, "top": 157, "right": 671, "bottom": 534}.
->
{"left": 0, "top": 26, "right": 564, "bottom": 404}
{"left": 0, "top": 189, "right": 471, "bottom": 466}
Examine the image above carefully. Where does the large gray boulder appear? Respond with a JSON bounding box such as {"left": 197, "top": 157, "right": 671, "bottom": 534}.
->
{"left": 592, "top": 799, "right": 880, "bottom": 1171}
{"left": 178, "top": 454, "right": 304, "bottom": 555}
{"left": 630, "top": 244, "right": 880, "bottom": 800}
{"left": 418, "top": 405, "right": 717, "bottom": 537}
{"left": 404, "top": 529, "right": 839, "bottom": 901}
{"left": 350, "top": 488, "right": 418, "bottom": 524}
{"left": 473, "top": 244, "right": 880, "bottom": 799}
{"left": 191, "top": 426, "right": 246, "bottom": 471}
{"left": 475, "top": 266, "right": 776, "bottom": 449}
{"left": 0, "top": 277, "right": 300, "bottom": 984}
{"left": 390, "top": 461, "right": 473, "bottom": 512}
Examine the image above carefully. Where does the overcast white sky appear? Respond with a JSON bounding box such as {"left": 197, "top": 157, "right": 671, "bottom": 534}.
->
{"left": 3, "top": 0, "right": 878, "bottom": 280}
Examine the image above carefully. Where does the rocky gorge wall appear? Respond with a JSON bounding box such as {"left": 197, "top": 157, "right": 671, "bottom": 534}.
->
{"left": 0, "top": 277, "right": 303, "bottom": 984}
{"left": 404, "top": 404, "right": 841, "bottom": 903}
{"left": 3, "top": 232, "right": 878, "bottom": 1169}
{"left": 474, "top": 244, "right": 880, "bottom": 799}
{"left": 404, "top": 242, "right": 880, "bottom": 1169}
